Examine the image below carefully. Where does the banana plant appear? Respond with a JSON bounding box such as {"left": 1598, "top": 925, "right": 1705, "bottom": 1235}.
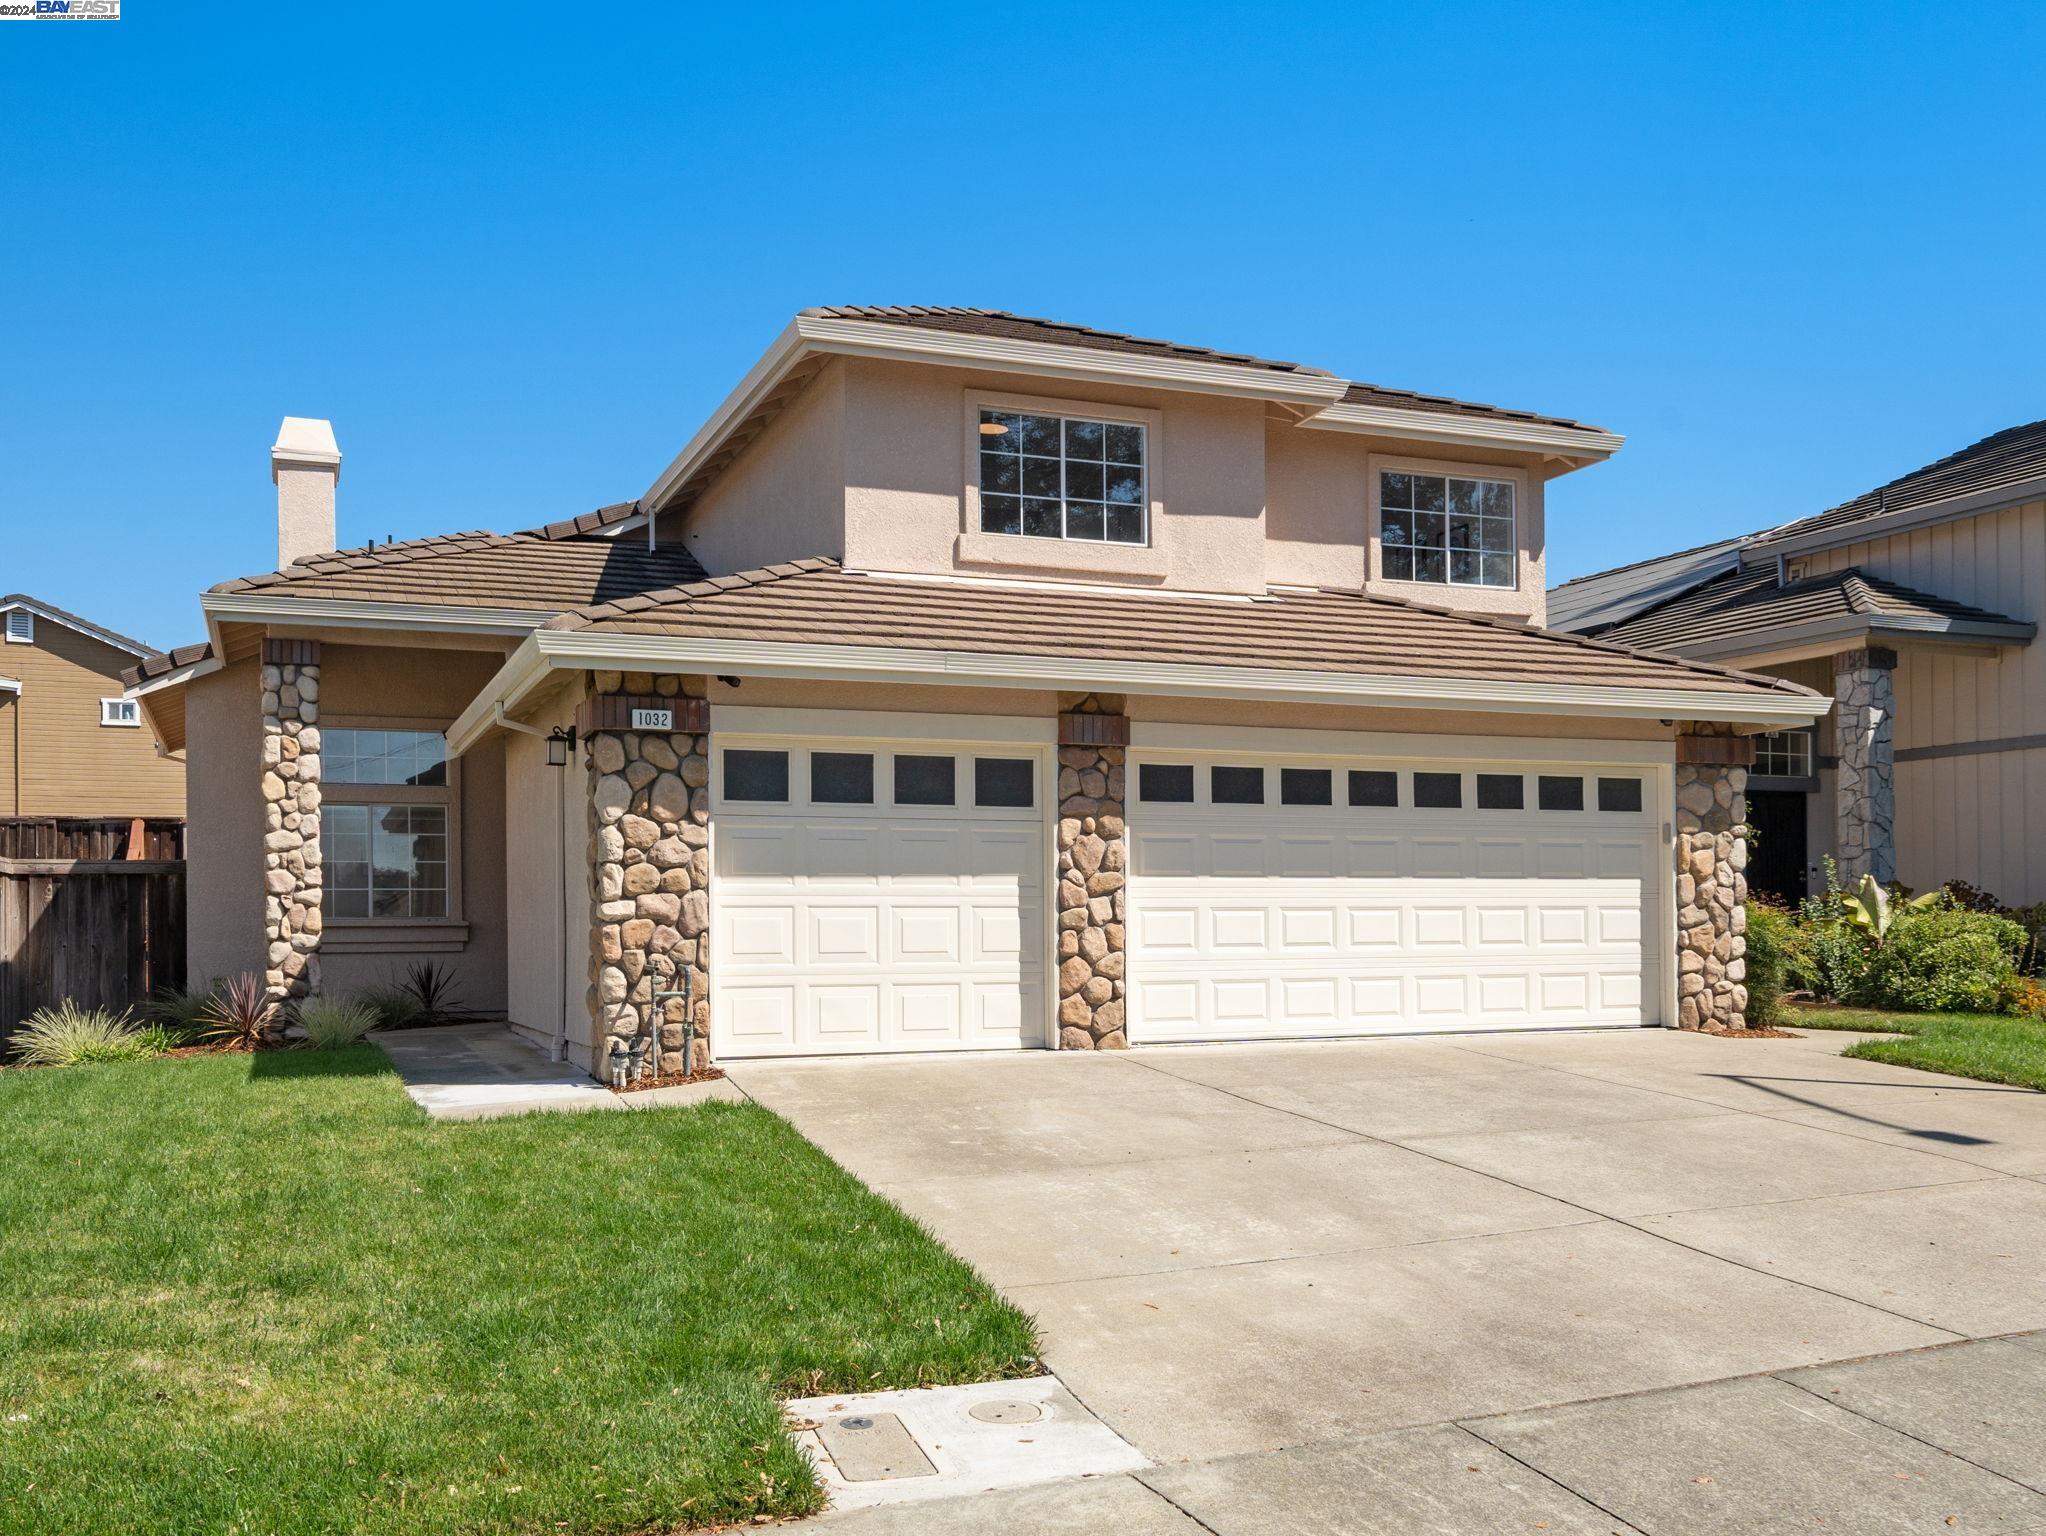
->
{"left": 1843, "top": 874, "right": 1939, "bottom": 942}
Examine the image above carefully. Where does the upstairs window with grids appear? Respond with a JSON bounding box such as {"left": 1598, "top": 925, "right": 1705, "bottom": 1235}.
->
{"left": 979, "top": 410, "right": 1147, "bottom": 545}
{"left": 1379, "top": 471, "right": 1516, "bottom": 588}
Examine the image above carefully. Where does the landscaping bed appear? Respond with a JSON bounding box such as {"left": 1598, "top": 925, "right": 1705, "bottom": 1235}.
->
{"left": 1783, "top": 1003, "right": 2046, "bottom": 1092}
{"left": 0, "top": 1049, "right": 1037, "bottom": 1534}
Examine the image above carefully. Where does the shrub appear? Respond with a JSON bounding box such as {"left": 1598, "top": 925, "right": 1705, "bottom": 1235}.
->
{"left": 1847, "top": 906, "right": 2026, "bottom": 1013}
{"left": 196, "top": 973, "right": 279, "bottom": 1050}
{"left": 359, "top": 982, "right": 423, "bottom": 1030}
{"left": 295, "top": 995, "right": 380, "bottom": 1049}
{"left": 10, "top": 1002, "right": 155, "bottom": 1066}
{"left": 1743, "top": 900, "right": 1792, "bottom": 1027}
{"left": 362, "top": 962, "right": 465, "bottom": 1031}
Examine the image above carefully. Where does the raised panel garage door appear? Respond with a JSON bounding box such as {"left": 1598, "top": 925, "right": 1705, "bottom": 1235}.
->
{"left": 1129, "top": 755, "right": 1663, "bottom": 1042}
{"left": 711, "top": 738, "right": 1049, "bottom": 1057}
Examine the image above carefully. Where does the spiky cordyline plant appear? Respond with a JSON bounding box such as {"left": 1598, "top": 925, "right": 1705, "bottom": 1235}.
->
{"left": 197, "top": 973, "right": 279, "bottom": 1050}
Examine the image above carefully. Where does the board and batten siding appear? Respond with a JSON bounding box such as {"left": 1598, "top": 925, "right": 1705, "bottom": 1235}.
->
{"left": 1803, "top": 495, "right": 2046, "bottom": 903}
{"left": 0, "top": 621, "right": 185, "bottom": 818}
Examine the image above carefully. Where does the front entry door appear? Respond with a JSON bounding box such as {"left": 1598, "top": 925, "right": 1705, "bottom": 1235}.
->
{"left": 1746, "top": 790, "right": 1809, "bottom": 903}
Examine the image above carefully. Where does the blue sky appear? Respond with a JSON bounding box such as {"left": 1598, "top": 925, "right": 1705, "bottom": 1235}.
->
{"left": 4, "top": 2, "right": 2042, "bottom": 650}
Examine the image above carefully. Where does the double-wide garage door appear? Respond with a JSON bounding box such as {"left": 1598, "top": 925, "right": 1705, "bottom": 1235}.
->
{"left": 708, "top": 722, "right": 1664, "bottom": 1057}
{"left": 1128, "top": 750, "right": 1664, "bottom": 1042}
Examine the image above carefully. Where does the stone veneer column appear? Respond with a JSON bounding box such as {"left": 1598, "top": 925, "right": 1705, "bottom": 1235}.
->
{"left": 260, "top": 638, "right": 322, "bottom": 1005}
{"left": 1674, "top": 729, "right": 1751, "bottom": 1031}
{"left": 1054, "top": 694, "right": 1129, "bottom": 1049}
{"left": 1833, "top": 646, "right": 1897, "bottom": 887}
{"left": 584, "top": 673, "right": 711, "bottom": 1078}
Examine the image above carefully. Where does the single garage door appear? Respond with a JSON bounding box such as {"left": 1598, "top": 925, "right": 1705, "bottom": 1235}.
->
{"left": 711, "top": 735, "right": 1049, "bottom": 1057}
{"left": 1129, "top": 750, "right": 1663, "bottom": 1042}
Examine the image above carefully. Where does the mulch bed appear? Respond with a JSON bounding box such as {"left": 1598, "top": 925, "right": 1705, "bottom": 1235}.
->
{"left": 611, "top": 1067, "right": 728, "bottom": 1094}
{"left": 1697, "top": 1024, "right": 1801, "bottom": 1039}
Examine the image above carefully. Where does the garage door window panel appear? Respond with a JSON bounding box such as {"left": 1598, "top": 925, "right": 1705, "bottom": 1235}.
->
{"left": 1139, "top": 763, "right": 1195, "bottom": 803}
{"left": 1476, "top": 774, "right": 1525, "bottom": 810}
{"left": 1211, "top": 766, "right": 1265, "bottom": 805}
{"left": 894, "top": 754, "right": 957, "bottom": 807}
{"left": 811, "top": 751, "right": 874, "bottom": 805}
{"left": 1280, "top": 767, "right": 1333, "bottom": 806}
{"left": 1348, "top": 770, "right": 1399, "bottom": 808}
{"left": 974, "top": 757, "right": 1035, "bottom": 808}
{"left": 724, "top": 749, "right": 791, "bottom": 804}
{"left": 1538, "top": 775, "right": 1585, "bottom": 811}
{"left": 1598, "top": 777, "right": 1645, "bottom": 813}
{"left": 1414, "top": 772, "right": 1463, "bottom": 809}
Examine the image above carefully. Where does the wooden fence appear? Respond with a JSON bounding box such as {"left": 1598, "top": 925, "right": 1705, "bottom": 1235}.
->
{"left": 0, "top": 819, "right": 187, "bottom": 1043}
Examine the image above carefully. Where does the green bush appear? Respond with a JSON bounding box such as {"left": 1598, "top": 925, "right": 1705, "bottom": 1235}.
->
{"left": 1743, "top": 901, "right": 1792, "bottom": 1027}
{"left": 1847, "top": 906, "right": 2026, "bottom": 1013}
{"left": 295, "top": 995, "right": 380, "bottom": 1049}
{"left": 141, "top": 983, "right": 217, "bottom": 1043}
{"left": 10, "top": 1002, "right": 156, "bottom": 1067}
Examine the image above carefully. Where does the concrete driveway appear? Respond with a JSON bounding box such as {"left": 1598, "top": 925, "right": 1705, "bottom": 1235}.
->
{"left": 731, "top": 1028, "right": 2046, "bottom": 1533}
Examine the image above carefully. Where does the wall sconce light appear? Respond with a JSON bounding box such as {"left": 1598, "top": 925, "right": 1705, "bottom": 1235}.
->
{"left": 546, "top": 726, "right": 576, "bottom": 768}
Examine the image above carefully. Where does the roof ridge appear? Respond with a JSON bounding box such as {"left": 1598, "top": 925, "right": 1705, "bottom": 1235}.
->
{"left": 1, "top": 592, "right": 155, "bottom": 655}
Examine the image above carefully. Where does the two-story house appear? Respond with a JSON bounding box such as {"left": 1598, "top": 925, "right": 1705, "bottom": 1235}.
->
{"left": 128, "top": 308, "right": 1823, "bottom": 1077}
{"left": 1550, "top": 420, "right": 2045, "bottom": 906}
{"left": 2, "top": 594, "right": 185, "bottom": 819}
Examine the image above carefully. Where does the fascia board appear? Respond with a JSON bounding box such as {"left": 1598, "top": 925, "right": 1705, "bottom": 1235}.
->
{"left": 639, "top": 319, "right": 808, "bottom": 514}
{"left": 201, "top": 592, "right": 553, "bottom": 636}
{"left": 792, "top": 315, "right": 1351, "bottom": 408}
{"left": 125, "top": 654, "right": 223, "bottom": 698}
{"left": 1298, "top": 401, "right": 1624, "bottom": 458}
{"left": 0, "top": 596, "right": 153, "bottom": 657}
{"left": 447, "top": 635, "right": 551, "bottom": 756}
{"left": 525, "top": 628, "right": 1827, "bottom": 725}
{"left": 1665, "top": 613, "right": 2036, "bottom": 665}
{"left": 1750, "top": 473, "right": 2046, "bottom": 561}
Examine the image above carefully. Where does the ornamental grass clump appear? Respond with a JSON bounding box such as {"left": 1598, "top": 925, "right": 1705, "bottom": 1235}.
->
{"left": 294, "top": 995, "right": 381, "bottom": 1049}
{"left": 10, "top": 1002, "right": 156, "bottom": 1067}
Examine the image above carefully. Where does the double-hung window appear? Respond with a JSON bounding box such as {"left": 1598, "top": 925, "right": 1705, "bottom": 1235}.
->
{"left": 1380, "top": 470, "right": 1516, "bottom": 588}
{"left": 978, "top": 409, "right": 1147, "bottom": 545}
{"left": 323, "top": 727, "right": 455, "bottom": 921}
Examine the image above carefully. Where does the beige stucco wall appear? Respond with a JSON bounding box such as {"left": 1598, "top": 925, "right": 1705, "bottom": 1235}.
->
{"left": 670, "top": 359, "right": 848, "bottom": 574}
{"left": 183, "top": 639, "right": 515, "bottom": 1009}
{"left": 840, "top": 357, "right": 1270, "bottom": 594}
{"left": 1264, "top": 424, "right": 1552, "bottom": 623}
{"left": 1799, "top": 498, "right": 2046, "bottom": 902}
{"left": 184, "top": 657, "right": 265, "bottom": 987}
{"left": 502, "top": 684, "right": 590, "bottom": 1066}
{"left": 0, "top": 621, "right": 186, "bottom": 817}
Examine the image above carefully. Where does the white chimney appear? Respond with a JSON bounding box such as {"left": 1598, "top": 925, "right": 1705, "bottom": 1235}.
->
{"left": 271, "top": 417, "right": 341, "bottom": 569}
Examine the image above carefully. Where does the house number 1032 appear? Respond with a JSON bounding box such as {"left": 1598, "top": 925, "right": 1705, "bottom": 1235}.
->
{"left": 630, "top": 707, "right": 674, "bottom": 731}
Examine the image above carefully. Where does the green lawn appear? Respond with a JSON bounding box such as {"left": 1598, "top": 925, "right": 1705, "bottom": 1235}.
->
{"left": 1784, "top": 1003, "right": 2046, "bottom": 1091}
{"left": 0, "top": 1048, "right": 1037, "bottom": 1535}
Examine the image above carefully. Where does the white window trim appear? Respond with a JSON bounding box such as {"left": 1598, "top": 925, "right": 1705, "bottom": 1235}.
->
{"left": 957, "top": 389, "right": 1169, "bottom": 578}
{"left": 100, "top": 697, "right": 140, "bottom": 727}
{"left": 320, "top": 716, "right": 465, "bottom": 932}
{"left": 1366, "top": 452, "right": 1531, "bottom": 597}
{"left": 4, "top": 610, "right": 32, "bottom": 644}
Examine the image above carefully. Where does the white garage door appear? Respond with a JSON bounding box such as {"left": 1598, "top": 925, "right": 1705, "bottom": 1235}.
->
{"left": 711, "top": 735, "right": 1049, "bottom": 1058}
{"left": 1129, "top": 750, "right": 1664, "bottom": 1042}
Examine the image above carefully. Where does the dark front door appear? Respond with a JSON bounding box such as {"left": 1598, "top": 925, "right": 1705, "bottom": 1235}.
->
{"left": 1747, "top": 789, "right": 1809, "bottom": 903}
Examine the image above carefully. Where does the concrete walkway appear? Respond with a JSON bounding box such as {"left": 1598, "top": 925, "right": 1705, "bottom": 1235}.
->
{"left": 374, "top": 1023, "right": 742, "bottom": 1120}
{"left": 730, "top": 1028, "right": 2046, "bottom": 1533}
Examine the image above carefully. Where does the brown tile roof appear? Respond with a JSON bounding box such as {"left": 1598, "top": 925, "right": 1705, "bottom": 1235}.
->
{"left": 208, "top": 504, "right": 706, "bottom": 611}
{"left": 550, "top": 557, "right": 1812, "bottom": 703}
{"left": 804, "top": 306, "right": 1334, "bottom": 378}
{"left": 1592, "top": 565, "right": 2036, "bottom": 654}
{"left": 125, "top": 505, "right": 702, "bottom": 689}
{"left": 810, "top": 308, "right": 1603, "bottom": 433}
{"left": 123, "top": 641, "right": 215, "bottom": 688}
{"left": 1753, "top": 417, "right": 2046, "bottom": 548}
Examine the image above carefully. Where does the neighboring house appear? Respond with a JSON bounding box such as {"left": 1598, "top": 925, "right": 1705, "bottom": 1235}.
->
{"left": 128, "top": 308, "right": 1824, "bottom": 1073}
{"left": 0, "top": 594, "right": 185, "bottom": 818}
{"left": 1551, "top": 420, "right": 2046, "bottom": 906}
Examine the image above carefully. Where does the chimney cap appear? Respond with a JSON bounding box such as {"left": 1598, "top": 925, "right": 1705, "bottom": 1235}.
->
{"left": 272, "top": 416, "right": 341, "bottom": 483}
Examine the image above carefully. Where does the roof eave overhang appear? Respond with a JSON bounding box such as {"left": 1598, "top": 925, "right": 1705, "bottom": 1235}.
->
{"left": 201, "top": 592, "right": 554, "bottom": 637}
{"left": 447, "top": 629, "right": 1825, "bottom": 756}
{"left": 640, "top": 316, "right": 1354, "bottom": 516}
{"left": 1298, "top": 401, "right": 1624, "bottom": 461}
{"left": 1653, "top": 613, "right": 2038, "bottom": 669}
{"left": 0, "top": 596, "right": 153, "bottom": 657}
{"left": 1748, "top": 472, "right": 2046, "bottom": 562}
